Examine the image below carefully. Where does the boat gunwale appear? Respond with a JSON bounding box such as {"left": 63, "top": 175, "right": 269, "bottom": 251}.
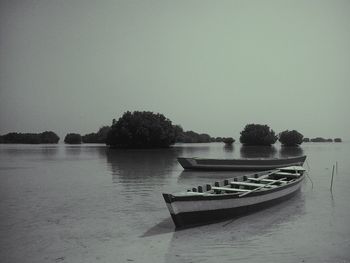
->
{"left": 188, "top": 155, "right": 306, "bottom": 161}
{"left": 177, "top": 156, "right": 307, "bottom": 170}
{"left": 164, "top": 174, "right": 304, "bottom": 203}
{"left": 169, "top": 188, "right": 302, "bottom": 228}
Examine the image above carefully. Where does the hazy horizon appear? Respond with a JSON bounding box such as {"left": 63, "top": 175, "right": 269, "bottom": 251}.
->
{"left": 1, "top": 0, "right": 349, "bottom": 140}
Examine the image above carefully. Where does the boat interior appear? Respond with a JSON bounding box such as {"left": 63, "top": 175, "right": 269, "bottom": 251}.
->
{"left": 183, "top": 166, "right": 306, "bottom": 197}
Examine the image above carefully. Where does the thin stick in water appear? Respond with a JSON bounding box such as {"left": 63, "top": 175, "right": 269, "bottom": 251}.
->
{"left": 330, "top": 164, "right": 335, "bottom": 191}
{"left": 336, "top": 161, "right": 338, "bottom": 174}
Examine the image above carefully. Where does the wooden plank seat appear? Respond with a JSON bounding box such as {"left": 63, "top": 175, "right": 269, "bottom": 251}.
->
{"left": 238, "top": 177, "right": 287, "bottom": 197}
{"left": 230, "top": 181, "right": 276, "bottom": 188}
{"left": 211, "top": 187, "right": 250, "bottom": 193}
{"left": 280, "top": 166, "right": 305, "bottom": 172}
{"left": 248, "top": 178, "right": 288, "bottom": 184}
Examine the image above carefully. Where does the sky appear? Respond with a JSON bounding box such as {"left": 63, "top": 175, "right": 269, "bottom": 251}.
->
{"left": 1, "top": 0, "right": 349, "bottom": 140}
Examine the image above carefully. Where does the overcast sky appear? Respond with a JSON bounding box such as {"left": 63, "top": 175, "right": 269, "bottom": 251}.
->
{"left": 1, "top": 0, "right": 349, "bottom": 140}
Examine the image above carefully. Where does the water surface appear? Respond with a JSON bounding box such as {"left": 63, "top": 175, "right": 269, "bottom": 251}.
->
{"left": 0, "top": 143, "right": 349, "bottom": 262}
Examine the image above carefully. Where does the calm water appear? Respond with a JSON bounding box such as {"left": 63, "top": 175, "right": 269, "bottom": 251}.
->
{"left": 0, "top": 143, "right": 349, "bottom": 263}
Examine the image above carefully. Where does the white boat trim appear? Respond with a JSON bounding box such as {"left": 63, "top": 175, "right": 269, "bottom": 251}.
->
{"left": 168, "top": 181, "right": 301, "bottom": 215}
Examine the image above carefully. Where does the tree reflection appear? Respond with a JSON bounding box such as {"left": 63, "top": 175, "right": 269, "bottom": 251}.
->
{"left": 279, "top": 146, "right": 304, "bottom": 158}
{"left": 223, "top": 144, "right": 234, "bottom": 153}
{"left": 164, "top": 191, "right": 306, "bottom": 262}
{"left": 172, "top": 143, "right": 211, "bottom": 157}
{"left": 240, "top": 145, "right": 277, "bottom": 158}
{"left": 106, "top": 148, "right": 181, "bottom": 183}
{"left": 64, "top": 145, "right": 82, "bottom": 156}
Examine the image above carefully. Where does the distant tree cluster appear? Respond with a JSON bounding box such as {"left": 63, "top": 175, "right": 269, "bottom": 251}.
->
{"left": 279, "top": 130, "right": 303, "bottom": 146}
{"left": 64, "top": 133, "right": 82, "bottom": 144}
{"left": 0, "top": 131, "right": 59, "bottom": 144}
{"left": 240, "top": 124, "right": 278, "bottom": 146}
{"left": 82, "top": 126, "right": 111, "bottom": 143}
{"left": 238, "top": 124, "right": 310, "bottom": 146}
{"left": 3, "top": 111, "right": 341, "bottom": 148}
{"left": 223, "top": 137, "right": 235, "bottom": 145}
{"left": 311, "top": 137, "right": 327, "bottom": 142}
{"left": 302, "top": 137, "right": 342, "bottom": 143}
{"left": 175, "top": 127, "right": 213, "bottom": 143}
{"left": 173, "top": 125, "right": 233, "bottom": 144}
{"left": 106, "top": 111, "right": 175, "bottom": 148}
{"left": 307, "top": 137, "right": 342, "bottom": 142}
{"left": 40, "top": 131, "right": 60, "bottom": 143}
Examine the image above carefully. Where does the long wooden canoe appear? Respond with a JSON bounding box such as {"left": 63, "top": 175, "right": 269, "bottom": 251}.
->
{"left": 163, "top": 166, "right": 306, "bottom": 228}
{"left": 177, "top": 155, "right": 306, "bottom": 171}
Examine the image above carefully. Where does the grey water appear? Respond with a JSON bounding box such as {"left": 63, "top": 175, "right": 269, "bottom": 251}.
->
{"left": 0, "top": 142, "right": 349, "bottom": 263}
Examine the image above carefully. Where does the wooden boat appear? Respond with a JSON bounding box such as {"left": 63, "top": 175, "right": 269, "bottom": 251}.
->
{"left": 177, "top": 155, "right": 306, "bottom": 171}
{"left": 163, "top": 166, "right": 306, "bottom": 228}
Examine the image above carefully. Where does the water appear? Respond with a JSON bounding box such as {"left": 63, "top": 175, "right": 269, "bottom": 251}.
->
{"left": 0, "top": 143, "right": 349, "bottom": 263}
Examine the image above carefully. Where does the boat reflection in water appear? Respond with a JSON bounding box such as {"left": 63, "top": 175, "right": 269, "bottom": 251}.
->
{"left": 164, "top": 190, "right": 306, "bottom": 262}
{"left": 106, "top": 148, "right": 181, "bottom": 183}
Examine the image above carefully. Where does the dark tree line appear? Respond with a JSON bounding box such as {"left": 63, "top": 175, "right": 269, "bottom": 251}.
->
{"left": 3, "top": 111, "right": 340, "bottom": 148}
{"left": 105, "top": 111, "right": 230, "bottom": 148}
{"left": 174, "top": 125, "right": 213, "bottom": 143}
{"left": 0, "top": 131, "right": 59, "bottom": 144}
{"left": 305, "top": 137, "right": 342, "bottom": 143}
{"left": 64, "top": 133, "right": 82, "bottom": 144}
{"left": 82, "top": 126, "right": 111, "bottom": 143}
{"left": 64, "top": 116, "right": 315, "bottom": 148}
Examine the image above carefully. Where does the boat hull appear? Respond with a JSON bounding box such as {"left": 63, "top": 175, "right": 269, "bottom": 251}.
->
{"left": 163, "top": 177, "right": 303, "bottom": 228}
{"left": 177, "top": 155, "right": 306, "bottom": 171}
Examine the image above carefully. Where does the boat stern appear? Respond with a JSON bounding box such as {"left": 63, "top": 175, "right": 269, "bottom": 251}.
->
{"left": 162, "top": 193, "right": 183, "bottom": 228}
{"left": 177, "top": 157, "right": 194, "bottom": 169}
{"left": 162, "top": 193, "right": 173, "bottom": 204}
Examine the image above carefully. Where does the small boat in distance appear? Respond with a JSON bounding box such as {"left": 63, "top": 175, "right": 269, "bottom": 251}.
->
{"left": 163, "top": 166, "right": 306, "bottom": 228}
{"left": 177, "top": 155, "right": 306, "bottom": 171}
